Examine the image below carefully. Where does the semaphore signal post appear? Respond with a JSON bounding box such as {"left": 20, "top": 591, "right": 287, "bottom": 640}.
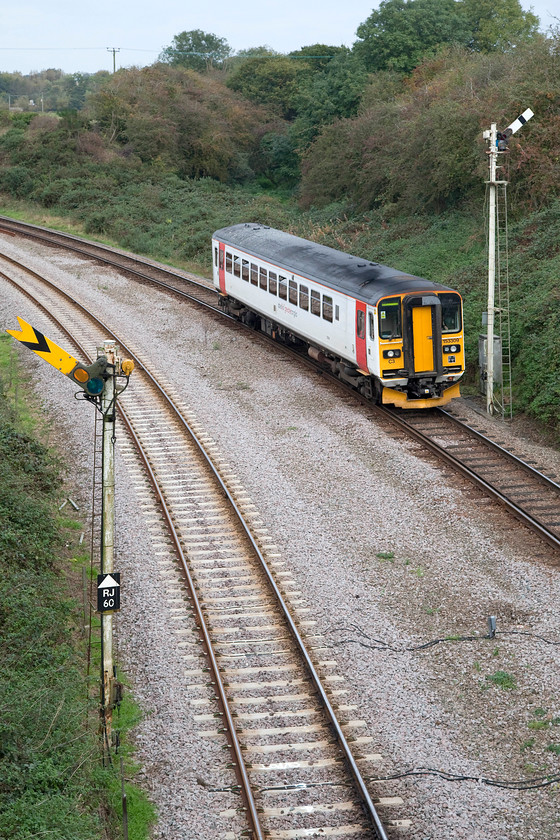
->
{"left": 482, "top": 108, "right": 533, "bottom": 417}
{"left": 6, "top": 319, "right": 134, "bottom": 754}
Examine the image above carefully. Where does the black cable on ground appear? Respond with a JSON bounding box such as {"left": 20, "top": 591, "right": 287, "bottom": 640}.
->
{"left": 326, "top": 622, "right": 560, "bottom": 653}
{"left": 365, "top": 767, "right": 560, "bottom": 791}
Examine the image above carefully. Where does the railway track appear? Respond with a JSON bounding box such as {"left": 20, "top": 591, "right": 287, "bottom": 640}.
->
{"left": 0, "top": 214, "right": 219, "bottom": 303}
{"left": 2, "top": 215, "right": 560, "bottom": 557}
{"left": 2, "top": 215, "right": 559, "bottom": 556}
{"left": 1, "top": 250, "right": 407, "bottom": 837}
{"left": 380, "top": 406, "right": 560, "bottom": 555}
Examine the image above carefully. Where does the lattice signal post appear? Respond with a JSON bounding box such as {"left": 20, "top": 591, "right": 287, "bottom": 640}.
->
{"left": 5, "top": 319, "right": 134, "bottom": 749}
{"left": 482, "top": 109, "right": 533, "bottom": 417}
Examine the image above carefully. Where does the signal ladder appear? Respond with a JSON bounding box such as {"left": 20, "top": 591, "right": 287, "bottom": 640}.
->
{"left": 84, "top": 411, "right": 105, "bottom": 725}
{"left": 493, "top": 168, "right": 513, "bottom": 420}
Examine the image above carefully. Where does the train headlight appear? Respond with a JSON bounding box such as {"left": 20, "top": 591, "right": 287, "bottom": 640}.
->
{"left": 383, "top": 349, "right": 402, "bottom": 359}
{"left": 443, "top": 344, "right": 460, "bottom": 354}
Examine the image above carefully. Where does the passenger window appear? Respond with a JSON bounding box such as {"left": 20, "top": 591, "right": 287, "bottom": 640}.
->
{"left": 260, "top": 267, "right": 268, "bottom": 290}
{"left": 289, "top": 279, "right": 298, "bottom": 305}
{"left": 378, "top": 297, "right": 402, "bottom": 339}
{"left": 242, "top": 259, "right": 249, "bottom": 281}
{"left": 357, "top": 309, "right": 365, "bottom": 339}
{"left": 226, "top": 252, "right": 232, "bottom": 273}
{"left": 219, "top": 249, "right": 224, "bottom": 270}
{"left": 335, "top": 305, "right": 339, "bottom": 321}
{"left": 269, "top": 271, "right": 277, "bottom": 294}
{"left": 311, "top": 289, "right": 321, "bottom": 316}
{"left": 323, "top": 295, "right": 333, "bottom": 322}
{"left": 299, "top": 285, "right": 309, "bottom": 310}
{"left": 369, "top": 312, "right": 375, "bottom": 339}
{"left": 279, "top": 275, "right": 287, "bottom": 300}
{"left": 233, "top": 255, "right": 240, "bottom": 278}
{"left": 250, "top": 263, "right": 258, "bottom": 286}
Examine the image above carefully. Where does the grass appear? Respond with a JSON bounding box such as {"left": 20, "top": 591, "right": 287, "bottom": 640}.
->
{"left": 485, "top": 670, "right": 517, "bottom": 690}
{"left": 0, "top": 332, "right": 156, "bottom": 839}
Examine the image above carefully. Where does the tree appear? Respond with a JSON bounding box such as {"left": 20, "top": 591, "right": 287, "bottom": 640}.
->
{"left": 288, "top": 44, "right": 346, "bottom": 73}
{"left": 226, "top": 56, "right": 312, "bottom": 119}
{"left": 159, "top": 30, "right": 232, "bottom": 72}
{"left": 354, "top": 0, "right": 540, "bottom": 74}
{"left": 88, "top": 64, "right": 272, "bottom": 181}
{"left": 292, "top": 50, "right": 371, "bottom": 147}
{"left": 224, "top": 47, "right": 279, "bottom": 74}
{"left": 461, "top": 0, "right": 539, "bottom": 51}
{"left": 354, "top": 0, "right": 469, "bottom": 73}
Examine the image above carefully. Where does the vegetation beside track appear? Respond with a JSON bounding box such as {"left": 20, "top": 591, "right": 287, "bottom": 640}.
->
{"left": 1, "top": 20, "right": 559, "bottom": 434}
{"left": 0, "top": 334, "right": 155, "bottom": 840}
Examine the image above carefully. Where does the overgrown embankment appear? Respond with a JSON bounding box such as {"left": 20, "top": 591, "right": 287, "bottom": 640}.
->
{"left": 0, "top": 335, "right": 155, "bottom": 840}
{"left": 1, "top": 30, "right": 559, "bottom": 432}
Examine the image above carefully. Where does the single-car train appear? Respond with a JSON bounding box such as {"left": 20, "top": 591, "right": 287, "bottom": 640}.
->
{"left": 212, "top": 224, "right": 464, "bottom": 409}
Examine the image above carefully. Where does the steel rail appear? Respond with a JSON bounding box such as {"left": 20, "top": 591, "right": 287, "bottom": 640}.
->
{"left": 438, "top": 407, "right": 560, "bottom": 493}
{"left": 2, "top": 256, "right": 389, "bottom": 838}
{"left": 379, "top": 405, "right": 560, "bottom": 552}
{"left": 4, "top": 221, "right": 558, "bottom": 556}
{"left": 0, "top": 215, "right": 216, "bottom": 301}
{"left": 0, "top": 263, "right": 265, "bottom": 838}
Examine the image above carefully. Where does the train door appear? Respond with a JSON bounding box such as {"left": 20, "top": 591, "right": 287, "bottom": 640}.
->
{"left": 404, "top": 294, "right": 442, "bottom": 376}
{"left": 218, "top": 243, "right": 226, "bottom": 293}
{"left": 412, "top": 306, "right": 435, "bottom": 372}
{"left": 355, "top": 300, "right": 368, "bottom": 373}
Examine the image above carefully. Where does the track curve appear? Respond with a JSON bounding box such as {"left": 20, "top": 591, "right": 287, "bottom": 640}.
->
{"left": 1, "top": 246, "right": 401, "bottom": 838}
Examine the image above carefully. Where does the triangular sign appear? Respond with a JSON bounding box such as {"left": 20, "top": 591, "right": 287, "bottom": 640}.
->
{"left": 98, "top": 574, "right": 120, "bottom": 589}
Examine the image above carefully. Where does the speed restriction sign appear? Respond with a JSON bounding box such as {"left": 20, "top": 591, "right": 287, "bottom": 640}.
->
{"left": 97, "top": 573, "right": 121, "bottom": 613}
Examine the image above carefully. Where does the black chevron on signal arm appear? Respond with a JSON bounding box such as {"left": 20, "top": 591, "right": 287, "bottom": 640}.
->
{"left": 21, "top": 327, "right": 49, "bottom": 354}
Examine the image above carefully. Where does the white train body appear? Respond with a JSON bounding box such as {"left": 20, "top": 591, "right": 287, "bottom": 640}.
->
{"left": 212, "top": 224, "right": 464, "bottom": 408}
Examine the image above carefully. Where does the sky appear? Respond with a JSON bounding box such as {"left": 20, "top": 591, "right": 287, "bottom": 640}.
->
{"left": 1, "top": 0, "right": 558, "bottom": 76}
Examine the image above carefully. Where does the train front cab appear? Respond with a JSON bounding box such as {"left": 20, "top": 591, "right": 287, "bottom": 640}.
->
{"left": 377, "top": 292, "right": 464, "bottom": 409}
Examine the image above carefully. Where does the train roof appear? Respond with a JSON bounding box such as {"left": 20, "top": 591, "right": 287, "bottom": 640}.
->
{"left": 213, "top": 224, "right": 456, "bottom": 304}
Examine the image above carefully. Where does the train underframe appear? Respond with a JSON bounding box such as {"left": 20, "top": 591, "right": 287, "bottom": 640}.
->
{"left": 220, "top": 296, "right": 461, "bottom": 409}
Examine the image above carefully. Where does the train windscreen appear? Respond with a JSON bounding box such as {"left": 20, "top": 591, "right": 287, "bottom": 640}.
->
{"left": 440, "top": 293, "right": 462, "bottom": 333}
{"left": 378, "top": 298, "right": 402, "bottom": 340}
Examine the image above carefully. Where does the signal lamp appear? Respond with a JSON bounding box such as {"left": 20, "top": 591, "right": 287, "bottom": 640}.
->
{"left": 68, "top": 356, "right": 109, "bottom": 397}
{"left": 121, "top": 359, "right": 135, "bottom": 376}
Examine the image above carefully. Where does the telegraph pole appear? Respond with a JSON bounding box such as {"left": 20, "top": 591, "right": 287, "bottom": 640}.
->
{"left": 107, "top": 47, "right": 120, "bottom": 73}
